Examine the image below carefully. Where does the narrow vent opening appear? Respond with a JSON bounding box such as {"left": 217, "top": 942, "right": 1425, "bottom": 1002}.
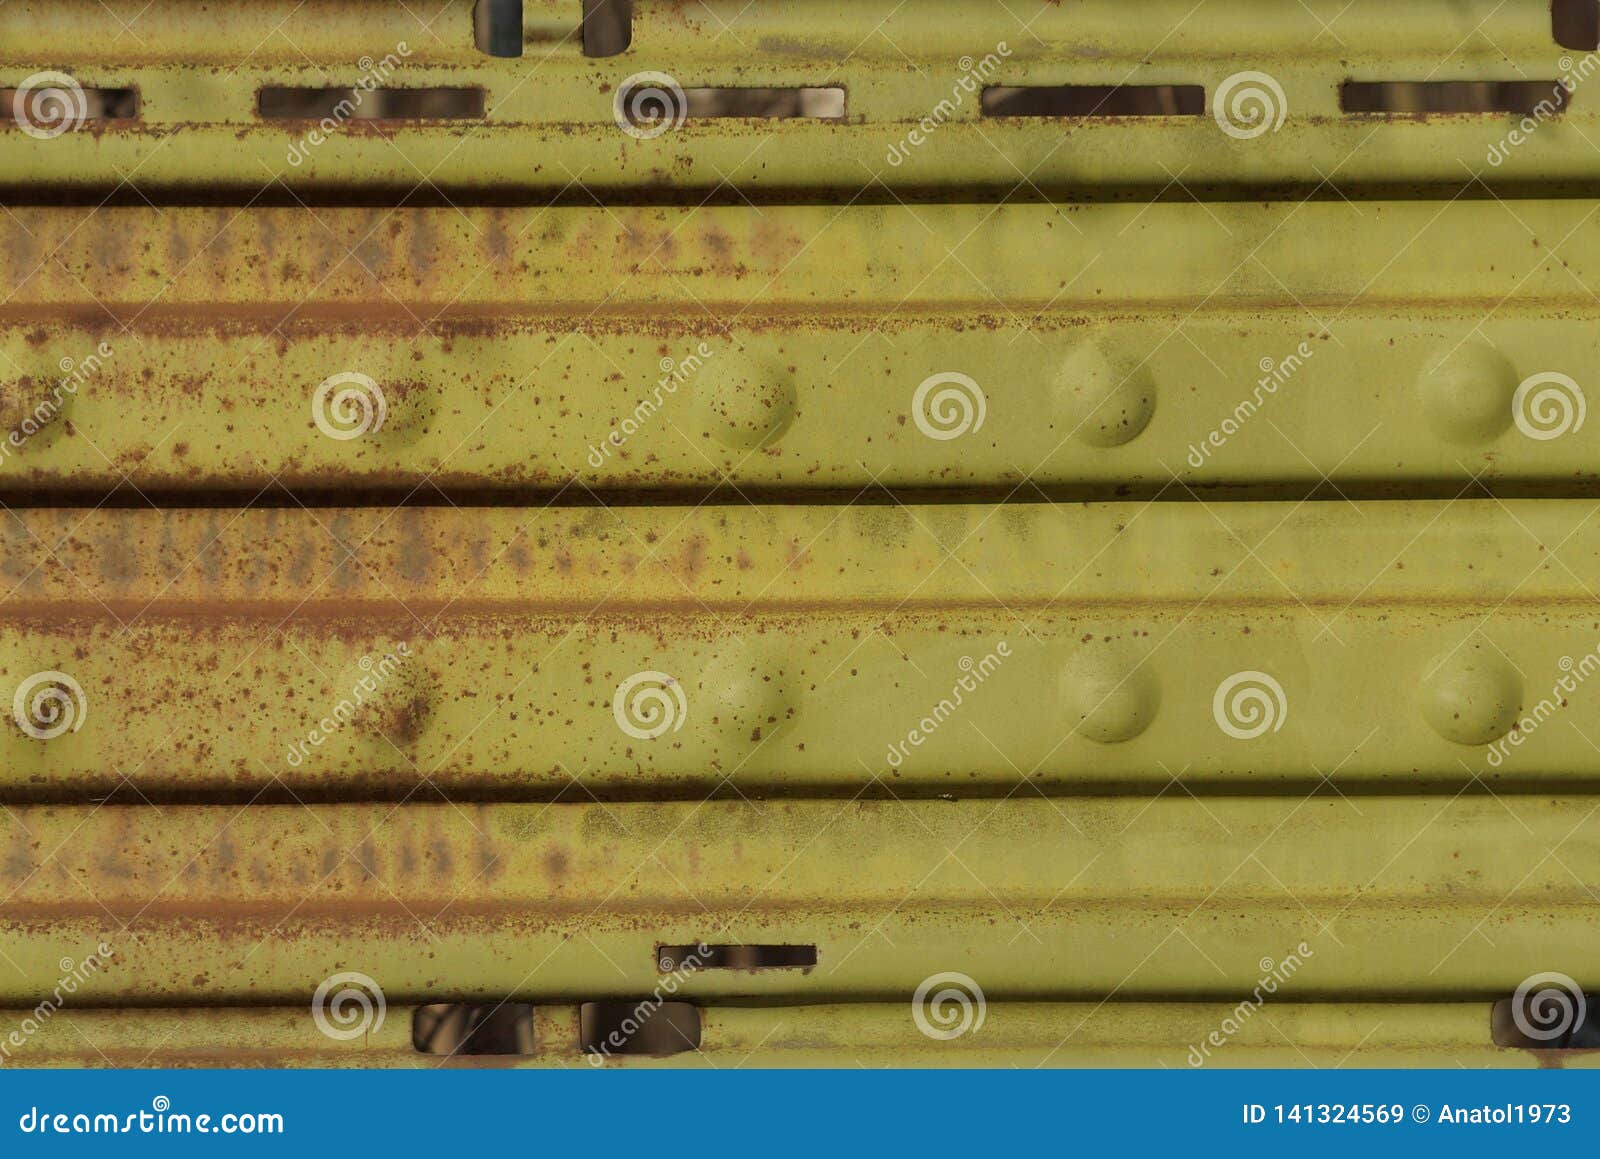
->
{"left": 412, "top": 1003, "right": 536, "bottom": 1055}
{"left": 1554, "top": 0, "right": 1600, "bottom": 50}
{"left": 258, "top": 88, "right": 486, "bottom": 120}
{"left": 580, "top": 1001, "right": 702, "bottom": 1057}
{"left": 615, "top": 83, "right": 845, "bottom": 132}
{"left": 583, "top": 0, "right": 633, "bottom": 57}
{"left": 2, "top": 85, "right": 138, "bottom": 126}
{"left": 474, "top": 0, "right": 523, "bottom": 58}
{"left": 658, "top": 943, "right": 818, "bottom": 971}
{"left": 1340, "top": 80, "right": 1568, "bottom": 115}
{"left": 684, "top": 88, "right": 844, "bottom": 118}
{"left": 982, "top": 84, "right": 1205, "bottom": 117}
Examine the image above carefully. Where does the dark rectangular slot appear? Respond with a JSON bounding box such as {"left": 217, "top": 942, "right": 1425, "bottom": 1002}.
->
{"left": 474, "top": 0, "right": 523, "bottom": 57}
{"left": 1, "top": 86, "right": 138, "bottom": 125}
{"left": 582, "top": 0, "right": 632, "bottom": 57}
{"left": 1491, "top": 988, "right": 1597, "bottom": 1048}
{"left": 617, "top": 84, "right": 844, "bottom": 131}
{"left": 412, "top": 1003, "right": 535, "bottom": 1055}
{"left": 657, "top": 943, "right": 817, "bottom": 972}
{"left": 1340, "top": 80, "right": 1568, "bottom": 115}
{"left": 580, "top": 1001, "right": 701, "bottom": 1057}
{"left": 982, "top": 84, "right": 1205, "bottom": 117}
{"left": 257, "top": 87, "right": 485, "bottom": 120}
{"left": 1554, "top": 0, "right": 1600, "bottom": 51}
{"left": 684, "top": 88, "right": 844, "bottom": 119}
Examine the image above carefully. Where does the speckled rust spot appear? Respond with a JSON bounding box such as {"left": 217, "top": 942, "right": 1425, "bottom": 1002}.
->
{"left": 543, "top": 848, "right": 569, "bottom": 882}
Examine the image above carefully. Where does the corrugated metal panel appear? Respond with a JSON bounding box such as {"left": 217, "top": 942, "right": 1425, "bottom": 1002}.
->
{"left": 4, "top": 202, "right": 1600, "bottom": 496}
{"left": 6, "top": 501, "right": 1600, "bottom": 796}
{"left": 1, "top": 0, "right": 1596, "bottom": 194}
{"left": 3, "top": 798, "right": 1595, "bottom": 999}
{"left": 1, "top": 0, "right": 1596, "bottom": 1068}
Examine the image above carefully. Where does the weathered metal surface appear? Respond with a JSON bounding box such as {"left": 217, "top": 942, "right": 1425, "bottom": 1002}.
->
{"left": 2, "top": 0, "right": 1596, "bottom": 1073}
{"left": 1, "top": 799, "right": 1595, "bottom": 1003}
{"left": 0, "top": 0, "right": 1591, "bottom": 195}
{"left": 6, "top": 1004, "right": 1590, "bottom": 1069}
{"left": 4, "top": 202, "right": 1600, "bottom": 496}
{"left": 4, "top": 501, "right": 1600, "bottom": 796}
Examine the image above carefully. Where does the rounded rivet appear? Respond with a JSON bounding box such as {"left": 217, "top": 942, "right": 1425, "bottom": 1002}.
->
{"left": 0, "top": 364, "right": 77, "bottom": 454}
{"left": 1420, "top": 643, "right": 1522, "bottom": 746}
{"left": 355, "top": 652, "right": 435, "bottom": 747}
{"left": 1055, "top": 340, "right": 1156, "bottom": 447}
{"left": 698, "top": 643, "right": 797, "bottom": 744}
{"left": 1060, "top": 647, "right": 1160, "bottom": 743}
{"left": 1418, "top": 342, "right": 1516, "bottom": 445}
{"left": 693, "top": 351, "right": 797, "bottom": 451}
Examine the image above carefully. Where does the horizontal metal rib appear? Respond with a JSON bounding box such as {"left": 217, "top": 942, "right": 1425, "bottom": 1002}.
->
{"left": 2, "top": 501, "right": 1600, "bottom": 796}
{"left": 2, "top": 203, "right": 1599, "bottom": 496}
{"left": 0, "top": 0, "right": 1588, "bottom": 194}
{"left": 16, "top": 609, "right": 1600, "bottom": 795}
{"left": 3, "top": 1003, "right": 1580, "bottom": 1069}
{"left": 3, "top": 0, "right": 1594, "bottom": 1075}
{"left": 1, "top": 799, "right": 1595, "bottom": 1003}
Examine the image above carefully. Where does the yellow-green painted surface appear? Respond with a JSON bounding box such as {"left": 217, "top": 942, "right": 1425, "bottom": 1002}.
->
{"left": 3, "top": 202, "right": 1600, "bottom": 494}
{"left": 1, "top": 0, "right": 1595, "bottom": 1070}
{"left": 2, "top": 501, "right": 1600, "bottom": 795}
{"left": 2, "top": 798, "right": 1594, "bottom": 1003}
{"left": 6, "top": 1004, "right": 1587, "bottom": 1069}
{"left": 0, "top": 0, "right": 1589, "bottom": 193}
